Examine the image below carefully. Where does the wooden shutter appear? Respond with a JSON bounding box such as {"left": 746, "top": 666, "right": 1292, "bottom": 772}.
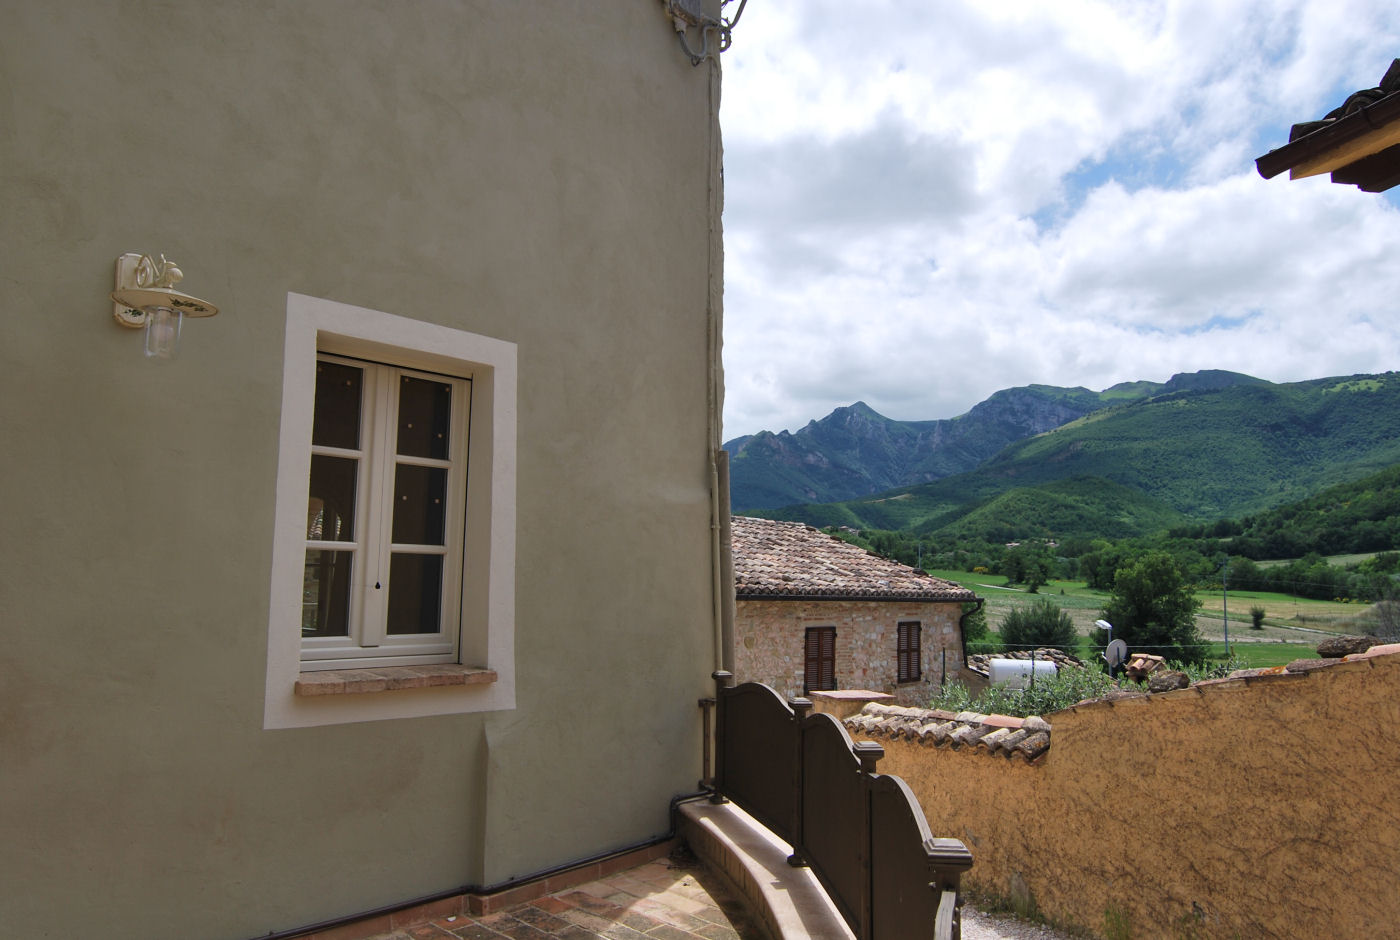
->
{"left": 897, "top": 621, "right": 921, "bottom": 683}
{"left": 805, "top": 626, "right": 836, "bottom": 693}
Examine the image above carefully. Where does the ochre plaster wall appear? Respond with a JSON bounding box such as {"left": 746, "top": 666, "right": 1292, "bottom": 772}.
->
{"left": 870, "top": 653, "right": 1400, "bottom": 939}
{"left": 0, "top": 4, "right": 721, "bottom": 937}
{"left": 735, "top": 599, "right": 963, "bottom": 705}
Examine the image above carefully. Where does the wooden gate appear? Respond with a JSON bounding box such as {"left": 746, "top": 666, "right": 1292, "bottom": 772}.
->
{"left": 710, "top": 671, "right": 973, "bottom": 940}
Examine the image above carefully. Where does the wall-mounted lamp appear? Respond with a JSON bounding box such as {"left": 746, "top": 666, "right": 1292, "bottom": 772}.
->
{"left": 111, "top": 252, "right": 219, "bottom": 358}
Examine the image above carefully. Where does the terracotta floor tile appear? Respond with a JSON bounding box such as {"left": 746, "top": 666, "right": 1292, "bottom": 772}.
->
{"left": 607, "top": 876, "right": 655, "bottom": 898}
{"left": 690, "top": 907, "right": 730, "bottom": 927}
{"left": 508, "top": 906, "right": 570, "bottom": 933}
{"left": 560, "top": 909, "right": 615, "bottom": 933}
{"left": 559, "top": 892, "right": 627, "bottom": 918}
{"left": 432, "top": 915, "right": 475, "bottom": 930}
{"left": 634, "top": 870, "right": 683, "bottom": 889}
{"left": 598, "top": 922, "right": 650, "bottom": 940}
{"left": 578, "top": 881, "right": 621, "bottom": 899}
{"left": 474, "top": 912, "right": 517, "bottom": 929}
{"left": 447, "top": 925, "right": 508, "bottom": 940}
{"left": 644, "top": 906, "right": 709, "bottom": 932}
{"left": 530, "top": 897, "right": 574, "bottom": 915}
{"left": 314, "top": 856, "right": 745, "bottom": 940}
{"left": 491, "top": 918, "right": 552, "bottom": 940}
{"left": 615, "top": 910, "right": 665, "bottom": 934}
{"left": 649, "top": 892, "right": 706, "bottom": 915}
{"left": 640, "top": 924, "right": 700, "bottom": 940}
{"left": 693, "top": 924, "right": 739, "bottom": 940}
{"left": 553, "top": 927, "right": 606, "bottom": 940}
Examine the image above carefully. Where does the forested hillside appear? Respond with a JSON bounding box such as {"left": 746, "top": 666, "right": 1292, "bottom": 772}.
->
{"left": 725, "top": 370, "right": 1261, "bottom": 511}
{"left": 753, "top": 372, "right": 1400, "bottom": 541}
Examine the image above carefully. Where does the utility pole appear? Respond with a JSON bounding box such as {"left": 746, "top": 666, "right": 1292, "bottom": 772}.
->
{"left": 1222, "top": 558, "right": 1230, "bottom": 656}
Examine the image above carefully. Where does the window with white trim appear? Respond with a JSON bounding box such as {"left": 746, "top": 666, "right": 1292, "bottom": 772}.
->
{"left": 301, "top": 355, "right": 470, "bottom": 668}
{"left": 263, "top": 293, "right": 516, "bottom": 729}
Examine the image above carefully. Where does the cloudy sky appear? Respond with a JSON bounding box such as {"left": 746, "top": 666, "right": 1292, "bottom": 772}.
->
{"left": 718, "top": 0, "right": 1400, "bottom": 440}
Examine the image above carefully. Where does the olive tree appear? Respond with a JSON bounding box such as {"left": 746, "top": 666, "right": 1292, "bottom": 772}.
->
{"left": 1100, "top": 550, "right": 1206, "bottom": 665}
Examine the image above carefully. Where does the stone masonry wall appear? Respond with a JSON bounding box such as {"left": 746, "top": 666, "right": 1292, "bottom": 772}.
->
{"left": 734, "top": 598, "right": 963, "bottom": 706}
{"left": 864, "top": 648, "right": 1400, "bottom": 939}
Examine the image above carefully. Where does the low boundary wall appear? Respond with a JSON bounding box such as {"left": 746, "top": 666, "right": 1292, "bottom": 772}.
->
{"left": 847, "top": 647, "right": 1400, "bottom": 938}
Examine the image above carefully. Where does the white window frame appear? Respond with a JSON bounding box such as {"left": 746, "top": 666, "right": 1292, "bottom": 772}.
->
{"left": 301, "top": 354, "right": 469, "bottom": 668}
{"left": 264, "top": 293, "right": 516, "bottom": 729}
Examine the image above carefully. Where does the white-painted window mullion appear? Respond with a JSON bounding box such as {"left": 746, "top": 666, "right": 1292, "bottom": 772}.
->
{"left": 358, "top": 366, "right": 395, "bottom": 649}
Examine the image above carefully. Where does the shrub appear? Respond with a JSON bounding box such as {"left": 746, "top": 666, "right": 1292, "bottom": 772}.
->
{"left": 1249, "top": 605, "right": 1266, "bottom": 630}
{"left": 929, "top": 666, "right": 1119, "bottom": 718}
{"left": 1169, "top": 654, "right": 1246, "bottom": 682}
{"left": 999, "top": 598, "right": 1077, "bottom": 652}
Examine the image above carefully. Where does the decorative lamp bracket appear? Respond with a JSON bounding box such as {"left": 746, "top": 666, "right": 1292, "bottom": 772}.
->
{"left": 111, "top": 252, "right": 218, "bottom": 328}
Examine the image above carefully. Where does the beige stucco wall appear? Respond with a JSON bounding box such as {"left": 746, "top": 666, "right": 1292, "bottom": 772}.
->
{"left": 0, "top": 4, "right": 722, "bottom": 938}
{"left": 735, "top": 599, "right": 964, "bottom": 705}
{"left": 870, "top": 654, "right": 1400, "bottom": 938}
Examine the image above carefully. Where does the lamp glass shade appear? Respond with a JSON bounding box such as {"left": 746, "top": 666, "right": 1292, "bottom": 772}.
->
{"left": 143, "top": 306, "right": 183, "bottom": 358}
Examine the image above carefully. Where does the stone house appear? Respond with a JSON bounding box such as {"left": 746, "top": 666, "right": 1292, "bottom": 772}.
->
{"left": 1, "top": 4, "right": 730, "bottom": 938}
{"left": 731, "top": 516, "right": 980, "bottom": 706}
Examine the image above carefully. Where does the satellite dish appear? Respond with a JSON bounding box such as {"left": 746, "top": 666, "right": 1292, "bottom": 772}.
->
{"left": 1105, "top": 639, "right": 1128, "bottom": 670}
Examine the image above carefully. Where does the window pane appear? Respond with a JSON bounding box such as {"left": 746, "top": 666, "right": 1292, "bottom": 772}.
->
{"left": 308, "top": 456, "right": 357, "bottom": 540}
{"left": 397, "top": 375, "right": 451, "bottom": 459}
{"left": 313, "top": 361, "right": 363, "bottom": 449}
{"left": 392, "top": 464, "right": 447, "bottom": 545}
{"left": 387, "top": 553, "right": 443, "bottom": 635}
{"left": 303, "top": 550, "right": 352, "bottom": 637}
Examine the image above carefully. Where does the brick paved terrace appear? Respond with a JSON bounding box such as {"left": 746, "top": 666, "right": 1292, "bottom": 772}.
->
{"left": 342, "top": 850, "right": 757, "bottom": 940}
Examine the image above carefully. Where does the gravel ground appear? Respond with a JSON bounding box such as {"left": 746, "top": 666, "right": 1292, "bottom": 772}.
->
{"left": 963, "top": 903, "right": 1079, "bottom": 939}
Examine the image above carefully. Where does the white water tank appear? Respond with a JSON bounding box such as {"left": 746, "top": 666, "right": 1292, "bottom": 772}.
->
{"left": 987, "top": 658, "right": 1058, "bottom": 690}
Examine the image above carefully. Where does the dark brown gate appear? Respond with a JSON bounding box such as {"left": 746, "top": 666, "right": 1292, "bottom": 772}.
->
{"left": 709, "top": 671, "right": 972, "bottom": 940}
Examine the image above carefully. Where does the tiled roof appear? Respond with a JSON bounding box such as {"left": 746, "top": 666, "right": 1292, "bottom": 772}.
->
{"left": 845, "top": 704, "right": 1053, "bottom": 762}
{"left": 1256, "top": 58, "right": 1400, "bottom": 192}
{"left": 730, "top": 516, "right": 978, "bottom": 602}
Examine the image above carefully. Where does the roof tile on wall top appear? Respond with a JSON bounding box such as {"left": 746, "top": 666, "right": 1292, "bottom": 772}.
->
{"left": 730, "top": 516, "right": 979, "bottom": 601}
{"left": 845, "top": 703, "right": 1052, "bottom": 762}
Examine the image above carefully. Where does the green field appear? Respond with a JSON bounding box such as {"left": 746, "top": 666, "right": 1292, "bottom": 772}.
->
{"left": 927, "top": 567, "right": 1361, "bottom": 663}
{"left": 1255, "top": 551, "right": 1385, "bottom": 568}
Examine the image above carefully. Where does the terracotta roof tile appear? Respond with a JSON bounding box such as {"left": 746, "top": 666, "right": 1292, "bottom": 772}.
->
{"left": 731, "top": 516, "right": 978, "bottom": 602}
{"left": 847, "top": 703, "right": 1052, "bottom": 762}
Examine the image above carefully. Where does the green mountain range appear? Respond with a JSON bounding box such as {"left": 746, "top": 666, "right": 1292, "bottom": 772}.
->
{"left": 742, "top": 371, "right": 1400, "bottom": 542}
{"left": 725, "top": 370, "right": 1261, "bottom": 511}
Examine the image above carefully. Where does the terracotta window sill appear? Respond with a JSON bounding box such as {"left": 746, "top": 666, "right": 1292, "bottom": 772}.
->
{"left": 295, "top": 664, "right": 498, "bottom": 696}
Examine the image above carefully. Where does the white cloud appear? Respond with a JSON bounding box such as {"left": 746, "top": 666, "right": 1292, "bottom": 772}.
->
{"left": 719, "top": 0, "right": 1400, "bottom": 439}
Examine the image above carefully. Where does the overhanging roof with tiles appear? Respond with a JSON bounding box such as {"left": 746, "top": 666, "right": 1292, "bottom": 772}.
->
{"left": 730, "top": 516, "right": 978, "bottom": 602}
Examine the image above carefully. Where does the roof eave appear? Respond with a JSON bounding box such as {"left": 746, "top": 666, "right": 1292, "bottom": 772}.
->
{"left": 1256, "top": 92, "right": 1400, "bottom": 182}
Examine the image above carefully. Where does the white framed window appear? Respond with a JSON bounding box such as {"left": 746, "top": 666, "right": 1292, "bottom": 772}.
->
{"left": 301, "top": 355, "right": 470, "bottom": 668}
{"left": 264, "top": 294, "right": 516, "bottom": 729}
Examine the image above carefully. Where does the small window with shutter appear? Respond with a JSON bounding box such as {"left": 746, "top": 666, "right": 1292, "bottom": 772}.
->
{"left": 804, "top": 626, "right": 836, "bottom": 694}
{"left": 897, "top": 621, "right": 921, "bottom": 683}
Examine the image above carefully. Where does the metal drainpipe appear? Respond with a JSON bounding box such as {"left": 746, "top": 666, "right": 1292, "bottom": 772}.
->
{"left": 717, "top": 451, "right": 735, "bottom": 673}
{"left": 705, "top": 51, "right": 727, "bottom": 675}
{"left": 958, "top": 597, "right": 985, "bottom": 679}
